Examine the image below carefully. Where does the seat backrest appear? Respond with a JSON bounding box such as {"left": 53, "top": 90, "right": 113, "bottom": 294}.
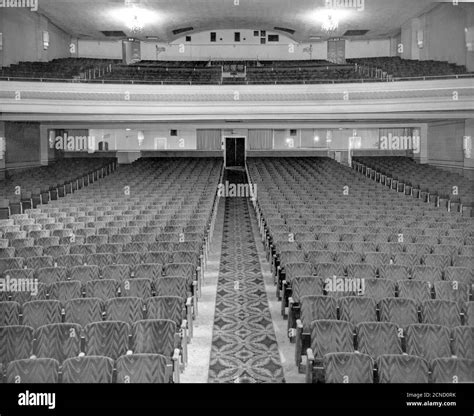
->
{"left": 64, "top": 297, "right": 103, "bottom": 327}
{"left": 105, "top": 297, "right": 144, "bottom": 324}
{"left": 84, "top": 279, "right": 119, "bottom": 301}
{"left": 154, "top": 277, "right": 187, "bottom": 298}
{"left": 120, "top": 278, "right": 152, "bottom": 299}
{"left": 291, "top": 276, "right": 324, "bottom": 302}
{"left": 35, "top": 267, "right": 67, "bottom": 285}
{"left": 338, "top": 296, "right": 377, "bottom": 324}
{"left": 376, "top": 354, "right": 429, "bottom": 383}
{"left": 466, "top": 302, "right": 474, "bottom": 326}
{"left": 145, "top": 296, "right": 183, "bottom": 326}
{"left": 84, "top": 320, "right": 130, "bottom": 360}
{"left": 22, "top": 300, "right": 62, "bottom": 330}
{"left": 6, "top": 358, "right": 60, "bottom": 383}
{"left": 0, "top": 301, "right": 21, "bottom": 326}
{"left": 421, "top": 300, "right": 461, "bottom": 328}
{"left": 309, "top": 319, "right": 355, "bottom": 358}
{"left": 131, "top": 319, "right": 176, "bottom": 357}
{"left": 356, "top": 322, "right": 402, "bottom": 358}
{"left": 405, "top": 324, "right": 451, "bottom": 362}
{"left": 34, "top": 323, "right": 82, "bottom": 363}
{"left": 300, "top": 296, "right": 338, "bottom": 332}
{"left": 48, "top": 281, "right": 82, "bottom": 302}
{"left": 397, "top": 280, "right": 432, "bottom": 303}
{"left": 62, "top": 356, "right": 114, "bottom": 383}
{"left": 362, "top": 279, "right": 396, "bottom": 302}
{"left": 69, "top": 265, "right": 100, "bottom": 283}
{"left": 133, "top": 263, "right": 162, "bottom": 280}
{"left": 0, "top": 325, "right": 34, "bottom": 366}
{"left": 323, "top": 352, "right": 374, "bottom": 383}
{"left": 451, "top": 326, "right": 474, "bottom": 360}
{"left": 115, "top": 353, "right": 171, "bottom": 383}
{"left": 434, "top": 281, "right": 470, "bottom": 307}
{"left": 379, "top": 297, "right": 419, "bottom": 329}
{"left": 284, "top": 262, "right": 314, "bottom": 281}
{"left": 431, "top": 358, "right": 474, "bottom": 383}
{"left": 101, "top": 264, "right": 131, "bottom": 282}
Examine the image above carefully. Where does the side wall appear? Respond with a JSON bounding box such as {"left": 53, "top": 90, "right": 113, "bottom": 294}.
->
{"left": 427, "top": 120, "right": 473, "bottom": 179}
{"left": 5, "top": 120, "right": 471, "bottom": 180}
{"left": 0, "top": 8, "right": 71, "bottom": 67}
{"left": 4, "top": 121, "right": 41, "bottom": 170}
{"left": 401, "top": 3, "right": 474, "bottom": 70}
{"left": 78, "top": 32, "right": 392, "bottom": 62}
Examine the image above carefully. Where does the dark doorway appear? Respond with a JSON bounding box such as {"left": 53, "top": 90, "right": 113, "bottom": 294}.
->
{"left": 225, "top": 137, "right": 245, "bottom": 167}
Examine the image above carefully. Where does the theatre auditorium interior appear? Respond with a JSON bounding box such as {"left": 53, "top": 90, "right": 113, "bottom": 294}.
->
{"left": 0, "top": 0, "right": 473, "bottom": 388}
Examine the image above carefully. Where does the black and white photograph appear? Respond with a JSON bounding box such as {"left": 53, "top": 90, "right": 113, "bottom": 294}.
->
{"left": 0, "top": 0, "right": 473, "bottom": 412}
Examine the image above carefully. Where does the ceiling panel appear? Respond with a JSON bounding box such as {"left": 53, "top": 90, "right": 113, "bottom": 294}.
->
{"left": 33, "top": 0, "right": 457, "bottom": 42}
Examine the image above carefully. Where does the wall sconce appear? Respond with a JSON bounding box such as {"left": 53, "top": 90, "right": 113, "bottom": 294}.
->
{"left": 0, "top": 136, "right": 5, "bottom": 160}
{"left": 463, "top": 136, "right": 472, "bottom": 159}
{"left": 43, "top": 31, "right": 49, "bottom": 50}
{"left": 466, "top": 27, "right": 474, "bottom": 52}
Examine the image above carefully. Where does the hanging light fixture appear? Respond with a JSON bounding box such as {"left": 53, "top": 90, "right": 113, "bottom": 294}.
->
{"left": 322, "top": 13, "right": 338, "bottom": 34}
{"left": 122, "top": 3, "right": 145, "bottom": 35}
{"left": 129, "top": 10, "right": 144, "bottom": 35}
{"left": 111, "top": 4, "right": 162, "bottom": 34}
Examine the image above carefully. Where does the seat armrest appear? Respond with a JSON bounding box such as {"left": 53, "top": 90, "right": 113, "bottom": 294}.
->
{"left": 306, "top": 348, "right": 315, "bottom": 383}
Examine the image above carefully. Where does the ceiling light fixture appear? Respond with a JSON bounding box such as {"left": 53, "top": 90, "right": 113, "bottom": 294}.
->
{"left": 129, "top": 6, "right": 144, "bottom": 35}
{"left": 129, "top": 18, "right": 143, "bottom": 35}
{"left": 110, "top": 5, "right": 162, "bottom": 36}
{"left": 322, "top": 13, "right": 338, "bottom": 33}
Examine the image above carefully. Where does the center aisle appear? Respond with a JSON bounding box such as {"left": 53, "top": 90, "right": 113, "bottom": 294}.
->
{"left": 208, "top": 169, "right": 285, "bottom": 383}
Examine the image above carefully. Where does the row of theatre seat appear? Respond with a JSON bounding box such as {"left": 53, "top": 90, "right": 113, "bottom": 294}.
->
{"left": 1, "top": 354, "right": 175, "bottom": 384}
{"left": 0, "top": 264, "right": 197, "bottom": 316}
{"left": 0, "top": 58, "right": 119, "bottom": 80}
{"left": 2, "top": 57, "right": 469, "bottom": 84}
{"left": 352, "top": 156, "right": 474, "bottom": 211}
{"left": 243, "top": 66, "right": 366, "bottom": 84}
{"left": 309, "top": 351, "right": 473, "bottom": 384}
{"left": 100, "top": 64, "right": 221, "bottom": 82}
{"left": 0, "top": 157, "right": 223, "bottom": 383}
{"left": 347, "top": 57, "right": 468, "bottom": 78}
{"left": 0, "top": 319, "right": 183, "bottom": 383}
{"left": 247, "top": 157, "right": 473, "bottom": 383}
{"left": 1, "top": 294, "right": 191, "bottom": 370}
{"left": 0, "top": 158, "right": 117, "bottom": 219}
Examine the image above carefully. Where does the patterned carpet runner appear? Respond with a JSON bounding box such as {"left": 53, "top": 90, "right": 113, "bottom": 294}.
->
{"left": 208, "top": 169, "right": 285, "bottom": 383}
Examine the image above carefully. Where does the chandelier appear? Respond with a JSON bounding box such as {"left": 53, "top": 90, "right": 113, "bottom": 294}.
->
{"left": 322, "top": 14, "right": 338, "bottom": 33}
{"left": 129, "top": 13, "right": 144, "bottom": 35}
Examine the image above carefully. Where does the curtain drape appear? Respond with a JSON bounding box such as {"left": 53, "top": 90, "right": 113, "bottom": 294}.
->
{"left": 196, "top": 129, "right": 222, "bottom": 150}
{"left": 248, "top": 129, "right": 273, "bottom": 150}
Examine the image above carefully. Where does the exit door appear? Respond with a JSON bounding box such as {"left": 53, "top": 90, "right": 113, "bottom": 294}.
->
{"left": 225, "top": 137, "right": 245, "bottom": 167}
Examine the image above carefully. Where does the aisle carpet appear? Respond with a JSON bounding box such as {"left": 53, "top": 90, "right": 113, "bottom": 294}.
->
{"left": 208, "top": 169, "right": 285, "bottom": 383}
